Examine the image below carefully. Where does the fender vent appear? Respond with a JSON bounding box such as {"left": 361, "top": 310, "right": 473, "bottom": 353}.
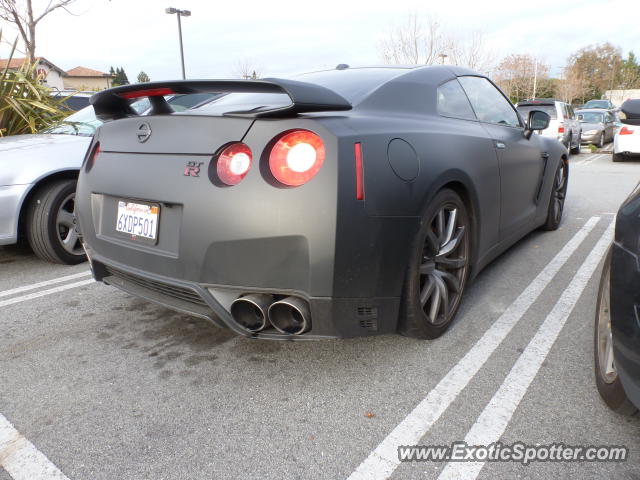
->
{"left": 357, "top": 306, "right": 378, "bottom": 331}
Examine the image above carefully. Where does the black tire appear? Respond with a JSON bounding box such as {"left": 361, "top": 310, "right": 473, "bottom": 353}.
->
{"left": 594, "top": 248, "right": 637, "bottom": 415}
{"left": 570, "top": 133, "right": 581, "bottom": 154}
{"left": 398, "top": 189, "right": 471, "bottom": 339}
{"left": 26, "top": 179, "right": 86, "bottom": 265}
{"left": 612, "top": 153, "right": 625, "bottom": 162}
{"left": 597, "top": 133, "right": 604, "bottom": 149}
{"left": 542, "top": 159, "right": 568, "bottom": 231}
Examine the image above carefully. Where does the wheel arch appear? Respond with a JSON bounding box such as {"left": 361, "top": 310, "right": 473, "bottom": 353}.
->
{"left": 17, "top": 169, "right": 79, "bottom": 242}
{"left": 417, "top": 171, "right": 482, "bottom": 278}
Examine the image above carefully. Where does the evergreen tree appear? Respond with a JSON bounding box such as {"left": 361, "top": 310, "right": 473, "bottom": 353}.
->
{"left": 119, "top": 67, "right": 130, "bottom": 85}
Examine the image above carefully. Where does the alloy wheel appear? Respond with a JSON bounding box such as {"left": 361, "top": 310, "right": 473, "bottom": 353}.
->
{"left": 596, "top": 264, "right": 617, "bottom": 384}
{"left": 419, "top": 204, "right": 469, "bottom": 326}
{"left": 551, "top": 162, "right": 567, "bottom": 225}
{"left": 56, "top": 192, "right": 83, "bottom": 255}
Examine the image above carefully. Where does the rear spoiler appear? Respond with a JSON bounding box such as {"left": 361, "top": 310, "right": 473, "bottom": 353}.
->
{"left": 90, "top": 78, "right": 352, "bottom": 121}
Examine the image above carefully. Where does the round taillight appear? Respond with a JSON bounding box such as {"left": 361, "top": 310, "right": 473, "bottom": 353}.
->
{"left": 216, "top": 143, "right": 252, "bottom": 185}
{"left": 269, "top": 130, "right": 325, "bottom": 186}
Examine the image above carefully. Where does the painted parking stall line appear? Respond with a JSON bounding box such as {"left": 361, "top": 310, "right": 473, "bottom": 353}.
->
{"left": 0, "top": 413, "right": 69, "bottom": 480}
{"left": 0, "top": 280, "right": 95, "bottom": 308}
{"left": 0, "top": 271, "right": 91, "bottom": 299}
{"left": 346, "top": 216, "right": 601, "bottom": 480}
{"left": 437, "top": 218, "right": 615, "bottom": 480}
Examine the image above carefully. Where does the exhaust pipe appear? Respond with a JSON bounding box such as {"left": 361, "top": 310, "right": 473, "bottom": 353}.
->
{"left": 230, "top": 294, "right": 273, "bottom": 332}
{"left": 268, "top": 296, "right": 311, "bottom": 335}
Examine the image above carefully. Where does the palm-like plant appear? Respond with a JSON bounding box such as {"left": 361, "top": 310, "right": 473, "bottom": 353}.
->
{"left": 0, "top": 31, "right": 68, "bottom": 136}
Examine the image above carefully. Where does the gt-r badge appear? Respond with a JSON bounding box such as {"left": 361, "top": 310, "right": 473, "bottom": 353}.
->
{"left": 184, "top": 161, "right": 204, "bottom": 177}
{"left": 137, "top": 122, "right": 152, "bottom": 143}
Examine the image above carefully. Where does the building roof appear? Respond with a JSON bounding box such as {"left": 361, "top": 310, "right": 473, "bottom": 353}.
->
{"left": 0, "top": 56, "right": 66, "bottom": 75}
{"left": 66, "top": 66, "right": 112, "bottom": 78}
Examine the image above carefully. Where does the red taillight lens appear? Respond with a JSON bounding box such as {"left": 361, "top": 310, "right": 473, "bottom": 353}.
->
{"left": 85, "top": 142, "right": 100, "bottom": 172}
{"left": 216, "top": 143, "right": 252, "bottom": 186}
{"left": 118, "top": 87, "right": 175, "bottom": 99}
{"left": 558, "top": 124, "right": 565, "bottom": 134}
{"left": 354, "top": 142, "right": 364, "bottom": 200}
{"left": 620, "top": 126, "right": 634, "bottom": 135}
{"left": 269, "top": 130, "right": 325, "bottom": 186}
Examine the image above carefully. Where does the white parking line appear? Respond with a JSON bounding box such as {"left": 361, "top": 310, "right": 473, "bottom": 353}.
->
{"left": 0, "top": 280, "right": 95, "bottom": 308}
{"left": 0, "top": 271, "right": 91, "bottom": 299}
{"left": 0, "top": 413, "right": 69, "bottom": 480}
{"left": 437, "top": 218, "right": 614, "bottom": 480}
{"left": 346, "top": 216, "right": 600, "bottom": 480}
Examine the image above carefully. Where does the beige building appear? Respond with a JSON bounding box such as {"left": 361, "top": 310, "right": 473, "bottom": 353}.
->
{"left": 64, "top": 66, "right": 113, "bottom": 91}
{"left": 604, "top": 89, "right": 640, "bottom": 107}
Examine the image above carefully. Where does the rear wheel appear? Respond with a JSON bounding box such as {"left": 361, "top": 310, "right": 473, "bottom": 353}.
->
{"left": 612, "top": 153, "right": 625, "bottom": 162}
{"left": 570, "top": 133, "right": 581, "bottom": 154}
{"left": 399, "top": 189, "right": 471, "bottom": 339}
{"left": 26, "top": 179, "right": 86, "bottom": 265}
{"left": 594, "top": 249, "right": 637, "bottom": 415}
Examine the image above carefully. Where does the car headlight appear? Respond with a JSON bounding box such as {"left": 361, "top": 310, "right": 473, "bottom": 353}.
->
{"left": 585, "top": 130, "right": 598, "bottom": 135}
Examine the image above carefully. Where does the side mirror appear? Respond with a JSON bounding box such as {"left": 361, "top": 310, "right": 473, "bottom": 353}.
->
{"left": 524, "top": 110, "right": 551, "bottom": 139}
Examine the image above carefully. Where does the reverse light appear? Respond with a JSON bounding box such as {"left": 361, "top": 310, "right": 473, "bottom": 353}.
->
{"left": 620, "top": 127, "right": 634, "bottom": 135}
{"left": 269, "top": 130, "right": 325, "bottom": 186}
{"left": 216, "top": 143, "right": 252, "bottom": 185}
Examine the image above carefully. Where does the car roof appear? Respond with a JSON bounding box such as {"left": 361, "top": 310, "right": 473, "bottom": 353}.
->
{"left": 517, "top": 99, "right": 560, "bottom": 106}
{"left": 575, "top": 108, "right": 607, "bottom": 113}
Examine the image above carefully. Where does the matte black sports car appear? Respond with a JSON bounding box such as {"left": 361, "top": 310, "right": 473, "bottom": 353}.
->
{"left": 594, "top": 101, "right": 640, "bottom": 413}
{"left": 76, "top": 65, "right": 567, "bottom": 340}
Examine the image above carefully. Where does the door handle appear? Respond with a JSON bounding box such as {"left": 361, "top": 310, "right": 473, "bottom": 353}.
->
{"left": 494, "top": 141, "right": 506, "bottom": 149}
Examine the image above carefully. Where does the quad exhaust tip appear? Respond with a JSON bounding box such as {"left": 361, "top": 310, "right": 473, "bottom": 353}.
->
{"left": 230, "top": 294, "right": 273, "bottom": 332}
{"left": 268, "top": 296, "right": 311, "bottom": 335}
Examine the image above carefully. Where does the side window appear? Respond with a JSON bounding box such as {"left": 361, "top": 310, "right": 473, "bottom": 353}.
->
{"left": 458, "top": 76, "right": 521, "bottom": 128}
{"left": 436, "top": 79, "right": 476, "bottom": 120}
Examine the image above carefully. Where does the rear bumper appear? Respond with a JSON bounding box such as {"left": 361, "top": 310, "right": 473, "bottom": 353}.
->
{"left": 0, "top": 184, "right": 31, "bottom": 246}
{"left": 614, "top": 135, "right": 640, "bottom": 155}
{"left": 88, "top": 249, "right": 400, "bottom": 339}
{"left": 610, "top": 242, "right": 640, "bottom": 408}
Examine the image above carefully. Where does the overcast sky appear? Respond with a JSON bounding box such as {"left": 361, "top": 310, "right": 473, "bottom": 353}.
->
{"left": 1, "top": 0, "right": 639, "bottom": 81}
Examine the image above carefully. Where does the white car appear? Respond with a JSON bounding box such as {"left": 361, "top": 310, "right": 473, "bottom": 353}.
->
{"left": 613, "top": 99, "right": 640, "bottom": 162}
{"left": 0, "top": 94, "right": 219, "bottom": 264}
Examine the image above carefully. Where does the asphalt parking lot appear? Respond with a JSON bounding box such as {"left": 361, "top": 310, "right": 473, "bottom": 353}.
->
{"left": 1, "top": 148, "right": 640, "bottom": 480}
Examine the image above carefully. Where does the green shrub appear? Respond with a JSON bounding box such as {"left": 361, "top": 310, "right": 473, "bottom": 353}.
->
{"left": 0, "top": 33, "right": 68, "bottom": 136}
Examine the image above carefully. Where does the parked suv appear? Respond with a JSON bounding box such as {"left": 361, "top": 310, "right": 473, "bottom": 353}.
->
{"left": 516, "top": 99, "right": 582, "bottom": 153}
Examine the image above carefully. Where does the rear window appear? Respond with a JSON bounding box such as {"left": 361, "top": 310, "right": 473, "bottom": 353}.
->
{"left": 516, "top": 104, "right": 557, "bottom": 120}
{"left": 584, "top": 100, "right": 609, "bottom": 109}
{"left": 195, "top": 68, "right": 407, "bottom": 116}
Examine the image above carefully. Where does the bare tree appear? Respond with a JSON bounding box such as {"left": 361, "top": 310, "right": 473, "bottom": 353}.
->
{"left": 493, "top": 54, "right": 549, "bottom": 102}
{"left": 0, "top": 0, "right": 77, "bottom": 62}
{"left": 379, "top": 12, "right": 492, "bottom": 72}
{"left": 556, "top": 65, "right": 588, "bottom": 104}
{"left": 233, "top": 58, "right": 261, "bottom": 80}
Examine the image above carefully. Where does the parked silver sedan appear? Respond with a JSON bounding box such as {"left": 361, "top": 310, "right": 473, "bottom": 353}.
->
{"left": 576, "top": 109, "right": 616, "bottom": 147}
{"left": 0, "top": 93, "right": 219, "bottom": 264}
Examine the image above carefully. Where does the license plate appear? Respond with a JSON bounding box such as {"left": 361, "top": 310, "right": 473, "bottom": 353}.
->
{"left": 115, "top": 201, "right": 159, "bottom": 241}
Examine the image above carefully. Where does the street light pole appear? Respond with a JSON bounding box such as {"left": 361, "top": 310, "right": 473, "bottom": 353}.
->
{"left": 165, "top": 7, "right": 191, "bottom": 80}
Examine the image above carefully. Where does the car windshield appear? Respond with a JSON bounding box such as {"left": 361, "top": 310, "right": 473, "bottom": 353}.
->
{"left": 516, "top": 104, "right": 557, "bottom": 120}
{"left": 195, "top": 68, "right": 407, "bottom": 116}
{"left": 578, "top": 112, "right": 604, "bottom": 123}
{"left": 42, "top": 105, "right": 102, "bottom": 136}
{"left": 584, "top": 100, "right": 609, "bottom": 109}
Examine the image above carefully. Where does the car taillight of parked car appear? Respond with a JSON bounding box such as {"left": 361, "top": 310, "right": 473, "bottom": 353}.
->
{"left": 85, "top": 142, "right": 100, "bottom": 172}
{"left": 268, "top": 130, "right": 325, "bottom": 187}
{"left": 558, "top": 124, "right": 565, "bottom": 134}
{"left": 620, "top": 127, "right": 635, "bottom": 135}
{"left": 216, "top": 142, "right": 253, "bottom": 186}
